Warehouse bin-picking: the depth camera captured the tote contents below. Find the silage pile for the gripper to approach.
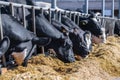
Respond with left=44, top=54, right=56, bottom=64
left=0, top=36, right=120, bottom=80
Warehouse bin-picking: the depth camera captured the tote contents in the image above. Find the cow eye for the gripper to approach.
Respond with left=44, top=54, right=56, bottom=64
left=80, top=20, right=88, bottom=26
left=61, top=26, right=67, bottom=33
left=82, top=22, right=86, bottom=25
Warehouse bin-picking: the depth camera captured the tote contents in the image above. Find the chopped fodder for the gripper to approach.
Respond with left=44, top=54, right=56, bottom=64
left=0, top=36, right=120, bottom=80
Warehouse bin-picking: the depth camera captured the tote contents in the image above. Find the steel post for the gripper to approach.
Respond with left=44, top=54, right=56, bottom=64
left=102, top=0, right=105, bottom=17
left=112, top=0, right=114, bottom=18
left=85, top=0, right=88, bottom=14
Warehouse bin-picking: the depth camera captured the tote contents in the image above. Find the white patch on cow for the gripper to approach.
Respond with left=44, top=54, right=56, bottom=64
left=85, top=33, right=91, bottom=50
left=101, top=27, right=106, bottom=43
left=92, top=18, right=98, bottom=23
left=23, top=48, right=28, bottom=59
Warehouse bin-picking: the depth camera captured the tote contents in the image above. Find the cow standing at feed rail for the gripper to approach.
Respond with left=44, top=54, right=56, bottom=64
left=0, top=7, right=51, bottom=66
left=20, top=0, right=76, bottom=62
left=51, top=16, right=92, bottom=58
left=0, top=0, right=75, bottom=62
left=27, top=13, right=75, bottom=62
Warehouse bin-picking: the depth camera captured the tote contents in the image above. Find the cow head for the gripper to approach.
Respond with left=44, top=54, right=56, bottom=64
left=70, top=28, right=92, bottom=58
left=61, top=15, right=92, bottom=58
left=58, top=37, right=75, bottom=63
left=80, top=18, right=102, bottom=37
left=79, top=13, right=106, bottom=43
left=0, top=36, right=10, bottom=58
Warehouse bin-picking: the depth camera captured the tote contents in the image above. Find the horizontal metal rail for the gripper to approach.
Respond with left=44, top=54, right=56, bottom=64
left=0, top=1, right=119, bottom=21
left=0, top=1, right=88, bottom=16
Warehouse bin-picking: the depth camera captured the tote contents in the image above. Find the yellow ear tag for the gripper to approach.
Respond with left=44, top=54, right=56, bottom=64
left=62, top=28, right=66, bottom=33
left=82, top=22, right=86, bottom=25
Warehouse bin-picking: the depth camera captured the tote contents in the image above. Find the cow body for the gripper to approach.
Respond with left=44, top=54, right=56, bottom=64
left=34, top=14, right=75, bottom=62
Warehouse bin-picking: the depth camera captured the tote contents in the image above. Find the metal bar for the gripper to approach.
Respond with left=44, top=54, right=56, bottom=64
left=0, top=1, right=89, bottom=16
left=73, top=13, right=76, bottom=23
left=112, top=0, right=114, bottom=18
left=58, top=11, right=61, bottom=22
left=85, top=0, right=88, bottom=14
left=32, top=6, right=36, bottom=34
left=119, top=0, right=120, bottom=18
left=64, top=11, right=66, bottom=15
left=69, top=11, right=71, bottom=19
left=32, top=6, right=38, bottom=56
left=22, top=5, right=26, bottom=28
left=53, top=10, right=56, bottom=20
left=77, top=13, right=80, bottom=26
left=0, top=1, right=52, bottom=11
left=40, top=8, right=43, bottom=15
left=10, top=3, right=14, bottom=16
left=51, top=0, right=57, bottom=9
left=40, top=8, right=45, bottom=55
left=51, top=0, right=57, bottom=19
left=0, top=7, right=6, bottom=67
left=48, top=9, right=51, bottom=23
left=102, top=0, right=105, bottom=17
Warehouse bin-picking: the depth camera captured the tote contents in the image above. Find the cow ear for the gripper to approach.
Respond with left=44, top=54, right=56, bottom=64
left=61, top=26, right=68, bottom=33
left=80, top=20, right=88, bottom=26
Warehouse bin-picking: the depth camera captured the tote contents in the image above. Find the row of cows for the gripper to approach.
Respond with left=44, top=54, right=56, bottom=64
left=0, top=0, right=120, bottom=68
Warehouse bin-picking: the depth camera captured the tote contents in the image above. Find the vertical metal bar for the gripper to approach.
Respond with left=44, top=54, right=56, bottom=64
left=0, top=7, right=6, bottom=67
left=51, top=0, right=57, bottom=9
left=32, top=6, right=36, bottom=34
left=51, top=0, right=57, bottom=18
left=73, top=13, right=76, bottom=23
left=119, top=0, right=120, bottom=18
left=58, top=11, right=61, bottom=22
left=10, top=3, right=14, bottom=16
left=40, top=8, right=45, bottom=55
left=112, top=0, right=114, bottom=18
left=22, top=5, right=26, bottom=28
left=48, top=9, right=51, bottom=23
left=32, top=6, right=37, bottom=55
left=77, top=13, right=80, bottom=26
left=40, top=8, right=43, bottom=15
left=64, top=11, right=66, bottom=15
left=102, top=0, right=105, bottom=17
left=53, top=10, right=56, bottom=20
left=85, top=0, right=88, bottom=14
left=69, top=11, right=71, bottom=19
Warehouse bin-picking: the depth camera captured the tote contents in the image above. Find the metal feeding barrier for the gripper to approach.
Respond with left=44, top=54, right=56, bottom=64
left=0, top=1, right=119, bottom=67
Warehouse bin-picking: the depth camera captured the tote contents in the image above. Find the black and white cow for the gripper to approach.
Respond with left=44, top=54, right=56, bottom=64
left=59, top=15, right=92, bottom=58
left=1, top=12, right=50, bottom=66
left=0, top=0, right=75, bottom=62
left=0, top=0, right=52, bottom=66
left=27, top=13, right=75, bottom=62
left=77, top=12, right=106, bottom=43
